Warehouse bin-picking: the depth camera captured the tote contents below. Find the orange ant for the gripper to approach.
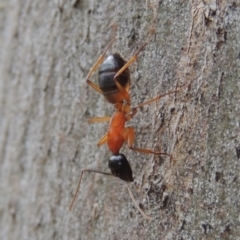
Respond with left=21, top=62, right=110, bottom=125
left=69, top=35, right=186, bottom=217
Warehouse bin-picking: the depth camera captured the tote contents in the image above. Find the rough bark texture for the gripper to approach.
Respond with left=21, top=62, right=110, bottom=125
left=0, top=0, right=239, bottom=239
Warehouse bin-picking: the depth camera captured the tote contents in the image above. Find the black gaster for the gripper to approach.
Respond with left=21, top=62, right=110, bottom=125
left=108, top=153, right=134, bottom=182
left=98, top=53, right=130, bottom=104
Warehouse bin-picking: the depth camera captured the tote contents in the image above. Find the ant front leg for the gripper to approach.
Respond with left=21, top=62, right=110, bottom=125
left=86, top=38, right=115, bottom=94
left=122, top=127, right=172, bottom=158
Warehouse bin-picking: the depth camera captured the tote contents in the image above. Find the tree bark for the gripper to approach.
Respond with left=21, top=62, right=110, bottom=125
left=0, top=0, right=239, bottom=239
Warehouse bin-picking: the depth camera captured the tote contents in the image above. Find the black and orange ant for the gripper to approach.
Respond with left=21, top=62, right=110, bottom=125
left=69, top=34, right=186, bottom=217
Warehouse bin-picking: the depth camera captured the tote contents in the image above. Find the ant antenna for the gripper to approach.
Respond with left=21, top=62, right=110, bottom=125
left=69, top=170, right=152, bottom=220
left=125, top=183, right=152, bottom=221
left=69, top=169, right=112, bottom=211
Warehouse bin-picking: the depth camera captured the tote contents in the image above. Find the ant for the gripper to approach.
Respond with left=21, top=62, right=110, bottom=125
left=69, top=33, right=186, bottom=217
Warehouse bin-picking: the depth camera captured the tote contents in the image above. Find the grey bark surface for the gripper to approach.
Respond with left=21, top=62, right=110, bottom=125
left=0, top=0, right=239, bottom=239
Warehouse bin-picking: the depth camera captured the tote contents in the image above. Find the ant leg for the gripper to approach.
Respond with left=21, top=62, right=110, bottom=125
left=86, top=38, right=115, bottom=94
left=114, top=41, right=149, bottom=79
left=133, top=82, right=189, bottom=109
left=113, top=42, right=149, bottom=104
left=114, top=102, right=131, bottom=114
left=113, top=23, right=156, bottom=81
left=122, top=127, right=135, bottom=147
left=113, top=32, right=155, bottom=104
left=125, top=184, right=152, bottom=220
left=69, top=169, right=112, bottom=211
left=122, top=127, right=172, bottom=158
left=97, top=133, right=108, bottom=147
left=130, top=146, right=172, bottom=158
left=69, top=169, right=151, bottom=220
left=88, top=116, right=111, bottom=123
left=125, top=108, right=137, bottom=121
left=114, top=80, right=131, bottom=103
left=87, top=118, right=109, bottom=146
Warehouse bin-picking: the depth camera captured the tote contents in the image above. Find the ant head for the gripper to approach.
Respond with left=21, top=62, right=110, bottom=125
left=108, top=153, right=134, bottom=182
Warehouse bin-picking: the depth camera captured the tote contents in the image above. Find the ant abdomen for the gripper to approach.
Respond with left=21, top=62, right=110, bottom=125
left=98, top=54, right=130, bottom=104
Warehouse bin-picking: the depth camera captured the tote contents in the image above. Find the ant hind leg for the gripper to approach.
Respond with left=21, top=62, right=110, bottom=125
left=86, top=38, right=115, bottom=94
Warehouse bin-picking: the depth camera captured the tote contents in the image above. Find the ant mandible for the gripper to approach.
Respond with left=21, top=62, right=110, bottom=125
left=69, top=33, right=185, bottom=212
